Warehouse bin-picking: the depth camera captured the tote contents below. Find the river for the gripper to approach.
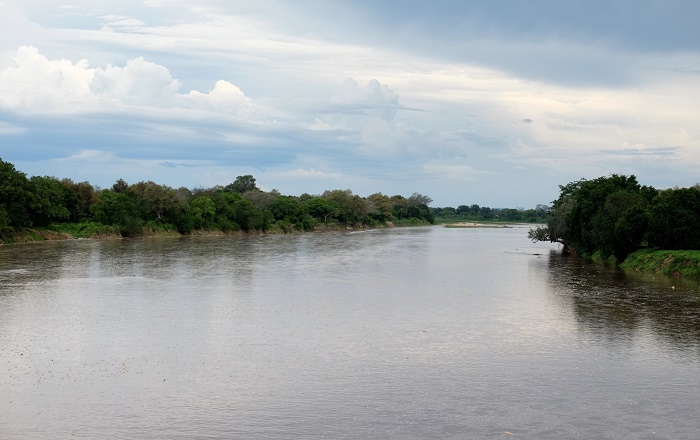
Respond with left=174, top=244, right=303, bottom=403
left=1, top=226, right=699, bottom=439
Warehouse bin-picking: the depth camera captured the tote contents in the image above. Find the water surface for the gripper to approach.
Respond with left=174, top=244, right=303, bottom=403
left=1, top=226, right=699, bottom=439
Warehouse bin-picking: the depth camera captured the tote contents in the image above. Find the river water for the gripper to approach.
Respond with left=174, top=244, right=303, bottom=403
left=1, top=226, right=699, bottom=439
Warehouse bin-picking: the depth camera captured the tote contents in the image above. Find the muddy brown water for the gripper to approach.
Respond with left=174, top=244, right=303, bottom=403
left=1, top=226, right=699, bottom=439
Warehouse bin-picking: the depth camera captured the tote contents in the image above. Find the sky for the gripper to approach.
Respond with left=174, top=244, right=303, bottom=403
left=1, top=0, right=699, bottom=208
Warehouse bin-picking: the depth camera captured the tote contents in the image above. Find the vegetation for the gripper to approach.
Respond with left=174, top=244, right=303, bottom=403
left=620, top=249, right=700, bottom=279
left=432, top=204, right=549, bottom=224
left=0, top=158, right=438, bottom=242
left=529, top=174, right=700, bottom=276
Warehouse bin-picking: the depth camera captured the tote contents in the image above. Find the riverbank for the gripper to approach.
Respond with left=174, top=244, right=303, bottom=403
left=0, top=221, right=406, bottom=245
left=621, top=249, right=700, bottom=280
left=443, top=222, right=510, bottom=228
left=0, top=228, right=77, bottom=243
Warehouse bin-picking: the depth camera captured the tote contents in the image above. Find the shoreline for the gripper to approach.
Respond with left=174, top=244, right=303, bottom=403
left=620, top=249, right=700, bottom=280
left=0, top=222, right=406, bottom=246
left=443, top=222, right=511, bottom=228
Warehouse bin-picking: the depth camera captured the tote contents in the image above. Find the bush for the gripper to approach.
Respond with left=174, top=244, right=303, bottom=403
left=120, top=217, right=143, bottom=237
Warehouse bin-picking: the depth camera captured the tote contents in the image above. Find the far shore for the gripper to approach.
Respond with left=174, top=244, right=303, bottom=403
left=443, top=222, right=511, bottom=228
left=0, top=221, right=409, bottom=245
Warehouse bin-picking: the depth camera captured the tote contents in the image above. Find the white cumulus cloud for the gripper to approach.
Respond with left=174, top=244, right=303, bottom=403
left=0, top=46, right=265, bottom=119
left=90, top=56, right=181, bottom=106
left=0, top=46, right=94, bottom=112
left=183, top=80, right=257, bottom=118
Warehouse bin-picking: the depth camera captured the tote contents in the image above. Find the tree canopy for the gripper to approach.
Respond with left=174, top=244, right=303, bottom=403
left=529, top=174, right=700, bottom=260
left=0, top=158, right=437, bottom=239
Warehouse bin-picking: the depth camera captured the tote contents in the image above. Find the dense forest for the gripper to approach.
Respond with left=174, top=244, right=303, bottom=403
left=0, top=158, right=440, bottom=239
left=0, top=158, right=551, bottom=241
left=4, top=158, right=699, bottom=265
left=432, top=204, right=549, bottom=223
left=529, top=174, right=700, bottom=262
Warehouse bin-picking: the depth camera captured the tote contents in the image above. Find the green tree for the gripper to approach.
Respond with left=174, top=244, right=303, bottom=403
left=613, top=205, right=649, bottom=260
left=303, top=197, right=339, bottom=223
left=408, top=192, right=432, bottom=206
left=366, top=193, right=394, bottom=222
left=61, top=179, right=98, bottom=222
left=530, top=175, right=653, bottom=260
left=235, top=198, right=264, bottom=231
left=209, top=191, right=238, bottom=230
left=190, top=196, right=216, bottom=229
left=268, top=196, right=304, bottom=223
left=112, top=178, right=129, bottom=193
left=0, top=158, right=33, bottom=227
left=226, top=175, right=258, bottom=194
left=130, top=181, right=183, bottom=224
left=242, top=189, right=278, bottom=210
left=323, top=189, right=368, bottom=224
left=591, top=190, right=647, bottom=260
left=567, top=175, right=642, bottom=256
left=91, top=190, right=143, bottom=236
left=409, top=204, right=435, bottom=223
left=0, top=206, right=10, bottom=234
left=29, top=176, right=72, bottom=226
left=646, top=187, right=700, bottom=250
left=529, top=194, right=576, bottom=250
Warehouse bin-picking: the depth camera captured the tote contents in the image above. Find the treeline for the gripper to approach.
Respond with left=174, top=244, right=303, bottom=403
left=432, top=204, right=549, bottom=223
left=0, top=158, right=436, bottom=239
left=529, top=174, right=700, bottom=261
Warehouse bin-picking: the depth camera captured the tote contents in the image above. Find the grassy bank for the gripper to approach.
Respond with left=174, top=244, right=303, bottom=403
left=0, top=220, right=403, bottom=244
left=50, top=221, right=122, bottom=239
left=621, top=249, right=700, bottom=279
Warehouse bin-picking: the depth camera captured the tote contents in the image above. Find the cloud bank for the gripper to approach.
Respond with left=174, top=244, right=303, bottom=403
left=1, top=1, right=699, bottom=207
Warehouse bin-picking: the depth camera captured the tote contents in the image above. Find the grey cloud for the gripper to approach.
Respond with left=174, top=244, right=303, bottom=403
left=158, top=162, right=196, bottom=168
left=454, top=130, right=509, bottom=150
left=330, top=78, right=400, bottom=121
left=312, top=1, right=700, bottom=87
left=346, top=0, right=700, bottom=53
left=600, top=147, right=681, bottom=157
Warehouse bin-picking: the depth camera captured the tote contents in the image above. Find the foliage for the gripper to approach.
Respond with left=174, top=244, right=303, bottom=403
left=61, top=179, right=98, bottom=221
left=391, top=194, right=434, bottom=224
left=190, top=196, right=217, bottom=229
left=303, top=197, right=339, bottom=223
left=365, top=193, right=394, bottom=222
left=0, top=206, right=10, bottom=234
left=268, top=196, right=304, bottom=223
left=529, top=174, right=700, bottom=264
left=408, top=192, right=432, bottom=206
left=242, top=189, right=278, bottom=210
left=226, top=175, right=258, bottom=194
left=393, top=217, right=433, bottom=227
left=0, top=158, right=34, bottom=227
left=90, top=189, right=143, bottom=237
left=322, top=189, right=368, bottom=224
left=620, top=248, right=700, bottom=279
left=646, top=187, right=700, bottom=250
left=235, top=198, right=264, bottom=231
left=1, top=158, right=443, bottom=242
left=29, top=176, right=73, bottom=226
left=438, top=204, right=548, bottom=225
left=50, top=221, right=121, bottom=238
left=528, top=175, right=651, bottom=260
left=130, top=181, right=183, bottom=224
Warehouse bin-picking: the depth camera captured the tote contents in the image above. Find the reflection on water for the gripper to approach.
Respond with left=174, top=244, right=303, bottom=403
left=547, top=251, right=700, bottom=355
left=1, top=227, right=699, bottom=439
